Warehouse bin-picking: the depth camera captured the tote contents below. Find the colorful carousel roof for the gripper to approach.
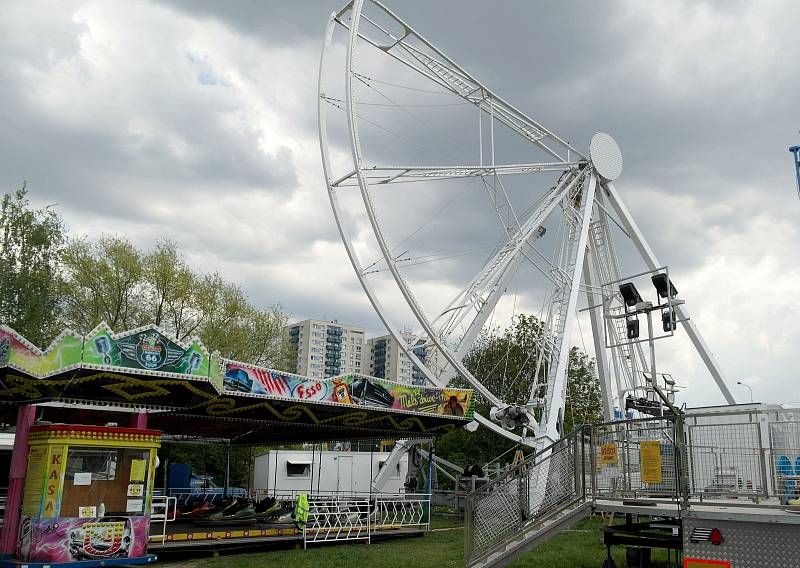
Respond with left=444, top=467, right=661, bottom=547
left=0, top=323, right=474, bottom=442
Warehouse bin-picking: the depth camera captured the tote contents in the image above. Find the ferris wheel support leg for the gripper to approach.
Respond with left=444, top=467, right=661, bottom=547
left=583, top=252, right=616, bottom=421
left=602, top=181, right=736, bottom=405
left=538, top=173, right=598, bottom=445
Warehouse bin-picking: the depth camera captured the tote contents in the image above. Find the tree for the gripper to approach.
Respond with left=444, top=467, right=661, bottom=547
left=461, top=314, right=547, bottom=409
left=0, top=185, right=65, bottom=346
left=61, top=236, right=145, bottom=331
left=60, top=236, right=291, bottom=370
left=437, top=314, right=602, bottom=473
left=564, top=347, right=602, bottom=432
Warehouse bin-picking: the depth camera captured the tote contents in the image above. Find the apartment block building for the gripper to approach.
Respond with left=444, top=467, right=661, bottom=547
left=365, top=331, right=433, bottom=386
left=285, top=319, right=366, bottom=380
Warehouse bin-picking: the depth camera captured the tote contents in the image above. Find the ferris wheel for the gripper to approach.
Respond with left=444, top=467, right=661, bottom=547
left=318, top=0, right=735, bottom=449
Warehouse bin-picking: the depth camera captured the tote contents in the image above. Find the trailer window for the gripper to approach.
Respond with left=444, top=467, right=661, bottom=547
left=378, top=460, right=401, bottom=479
left=286, top=461, right=311, bottom=478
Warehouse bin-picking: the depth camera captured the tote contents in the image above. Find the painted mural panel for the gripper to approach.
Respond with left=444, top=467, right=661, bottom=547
left=0, top=328, right=83, bottom=377
left=0, top=324, right=474, bottom=421
left=84, top=327, right=211, bottom=377
left=223, top=363, right=473, bottom=419
left=18, top=516, right=150, bottom=563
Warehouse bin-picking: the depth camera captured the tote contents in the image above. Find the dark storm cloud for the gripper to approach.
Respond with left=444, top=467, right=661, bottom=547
left=1, top=0, right=798, bottom=406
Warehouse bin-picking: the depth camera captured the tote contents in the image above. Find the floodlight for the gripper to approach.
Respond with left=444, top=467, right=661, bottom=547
left=619, top=282, right=643, bottom=307
left=662, top=308, right=676, bottom=332
left=651, top=273, right=678, bottom=299
left=626, top=316, right=640, bottom=339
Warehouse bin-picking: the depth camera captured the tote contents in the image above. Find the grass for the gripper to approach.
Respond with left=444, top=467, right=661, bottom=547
left=159, top=516, right=676, bottom=568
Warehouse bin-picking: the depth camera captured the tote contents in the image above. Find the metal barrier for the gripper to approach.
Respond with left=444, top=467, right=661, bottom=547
left=687, top=421, right=766, bottom=499
left=769, top=420, right=800, bottom=502
left=592, top=417, right=680, bottom=499
left=464, top=429, right=585, bottom=565
left=304, top=495, right=371, bottom=546
left=150, top=495, right=178, bottom=543
left=465, top=408, right=800, bottom=567
left=373, top=493, right=430, bottom=530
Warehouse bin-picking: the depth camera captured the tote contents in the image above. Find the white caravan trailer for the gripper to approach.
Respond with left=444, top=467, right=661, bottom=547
left=253, top=449, right=411, bottom=495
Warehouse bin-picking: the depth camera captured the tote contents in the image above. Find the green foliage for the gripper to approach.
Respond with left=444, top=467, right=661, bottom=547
left=60, top=236, right=291, bottom=369
left=461, top=314, right=547, bottom=410
left=438, top=314, right=601, bottom=473
left=564, top=346, right=602, bottom=432
left=61, top=236, right=144, bottom=331
left=0, top=185, right=65, bottom=345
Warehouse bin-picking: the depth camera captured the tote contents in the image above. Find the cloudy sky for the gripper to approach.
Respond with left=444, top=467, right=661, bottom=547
left=1, top=0, right=798, bottom=409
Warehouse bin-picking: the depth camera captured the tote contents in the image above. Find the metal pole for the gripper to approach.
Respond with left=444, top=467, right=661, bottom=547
left=603, top=181, right=736, bottom=404
left=647, top=310, right=657, bottom=398
left=223, top=444, right=230, bottom=499
left=464, top=493, right=474, bottom=564
left=0, top=404, right=36, bottom=555
left=737, top=381, right=754, bottom=403
left=425, top=441, right=434, bottom=523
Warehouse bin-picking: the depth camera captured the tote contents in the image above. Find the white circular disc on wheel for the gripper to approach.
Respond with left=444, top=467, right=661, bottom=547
left=589, top=132, right=623, bottom=182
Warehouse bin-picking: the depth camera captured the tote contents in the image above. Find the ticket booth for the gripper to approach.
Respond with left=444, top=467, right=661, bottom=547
left=14, top=425, right=160, bottom=566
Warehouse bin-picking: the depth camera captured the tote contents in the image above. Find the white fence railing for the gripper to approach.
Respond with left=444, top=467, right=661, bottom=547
left=149, top=491, right=430, bottom=546
left=149, top=495, right=177, bottom=542
left=304, top=497, right=371, bottom=547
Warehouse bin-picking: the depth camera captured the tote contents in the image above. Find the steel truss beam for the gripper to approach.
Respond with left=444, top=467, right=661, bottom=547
left=332, top=0, right=584, bottom=163
left=602, top=182, right=736, bottom=405
left=329, top=162, right=581, bottom=187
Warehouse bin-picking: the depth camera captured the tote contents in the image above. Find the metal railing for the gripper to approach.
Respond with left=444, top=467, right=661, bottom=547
left=464, top=429, right=585, bottom=565
left=304, top=493, right=431, bottom=546
left=592, top=417, right=682, bottom=500
left=769, top=420, right=800, bottom=502
left=149, top=495, right=178, bottom=543
left=304, top=496, right=371, bottom=546
left=149, top=490, right=429, bottom=546
left=373, top=493, right=430, bottom=530
left=465, top=408, right=800, bottom=567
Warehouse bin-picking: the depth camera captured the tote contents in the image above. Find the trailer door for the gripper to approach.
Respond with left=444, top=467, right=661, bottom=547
left=337, top=455, right=353, bottom=493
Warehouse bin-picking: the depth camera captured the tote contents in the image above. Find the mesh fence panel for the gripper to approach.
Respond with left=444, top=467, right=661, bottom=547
left=467, top=431, right=582, bottom=563
left=688, top=422, right=765, bottom=497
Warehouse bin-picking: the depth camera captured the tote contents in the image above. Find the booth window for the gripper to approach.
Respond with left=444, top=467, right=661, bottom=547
left=286, top=460, right=311, bottom=478
left=60, top=446, right=150, bottom=518
left=66, top=448, right=118, bottom=481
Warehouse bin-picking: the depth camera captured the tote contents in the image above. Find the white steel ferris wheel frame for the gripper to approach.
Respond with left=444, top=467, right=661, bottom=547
left=318, top=0, right=735, bottom=448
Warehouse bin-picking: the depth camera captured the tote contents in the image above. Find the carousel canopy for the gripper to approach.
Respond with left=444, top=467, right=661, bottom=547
left=0, top=323, right=473, bottom=442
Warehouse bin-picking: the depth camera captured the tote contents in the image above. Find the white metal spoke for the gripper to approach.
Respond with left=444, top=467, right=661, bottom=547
left=329, top=162, right=581, bottom=187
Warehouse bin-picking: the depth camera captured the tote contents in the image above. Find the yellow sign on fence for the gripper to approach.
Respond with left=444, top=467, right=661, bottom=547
left=639, top=440, right=662, bottom=484
left=599, top=443, right=618, bottom=467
